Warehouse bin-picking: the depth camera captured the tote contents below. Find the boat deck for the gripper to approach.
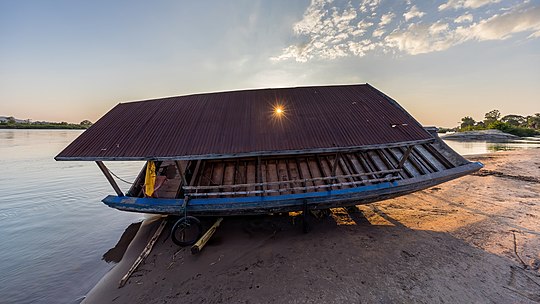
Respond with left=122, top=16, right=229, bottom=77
left=127, top=136, right=469, bottom=200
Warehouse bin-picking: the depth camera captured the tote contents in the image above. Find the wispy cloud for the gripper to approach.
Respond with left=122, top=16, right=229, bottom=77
left=404, top=5, right=425, bottom=21
left=438, top=0, right=501, bottom=11
left=272, top=0, right=540, bottom=62
left=454, top=13, right=473, bottom=23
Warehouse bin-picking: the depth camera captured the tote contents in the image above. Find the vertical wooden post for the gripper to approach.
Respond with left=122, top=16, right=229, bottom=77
left=175, top=160, right=188, bottom=187
left=96, top=161, right=124, bottom=196
left=398, top=146, right=414, bottom=169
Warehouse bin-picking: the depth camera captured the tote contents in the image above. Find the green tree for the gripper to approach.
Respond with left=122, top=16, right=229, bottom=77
left=501, top=114, right=526, bottom=127
left=80, top=120, right=93, bottom=126
left=484, top=109, right=501, bottom=126
left=7, top=116, right=16, bottom=124
left=527, top=113, right=540, bottom=129
left=460, top=116, right=475, bottom=129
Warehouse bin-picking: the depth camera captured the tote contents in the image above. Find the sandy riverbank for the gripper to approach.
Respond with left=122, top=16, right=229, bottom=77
left=84, top=149, right=540, bottom=303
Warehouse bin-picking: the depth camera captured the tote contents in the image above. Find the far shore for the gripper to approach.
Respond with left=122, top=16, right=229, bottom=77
left=0, top=124, right=88, bottom=130
left=83, top=148, right=540, bottom=303
left=440, top=129, right=539, bottom=141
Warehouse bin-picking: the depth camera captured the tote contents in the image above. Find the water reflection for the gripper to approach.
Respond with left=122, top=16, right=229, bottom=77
left=443, top=138, right=540, bottom=155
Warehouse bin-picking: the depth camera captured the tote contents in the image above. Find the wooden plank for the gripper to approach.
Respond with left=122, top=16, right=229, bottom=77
left=246, top=161, right=256, bottom=194
left=331, top=152, right=340, bottom=176
left=356, top=153, right=376, bottom=181
left=294, top=157, right=308, bottom=193
left=412, top=147, right=438, bottom=173
left=189, top=160, right=203, bottom=186
left=316, top=155, right=334, bottom=190
left=375, top=149, right=395, bottom=171
left=415, top=145, right=446, bottom=172
left=423, top=144, right=454, bottom=169
left=119, top=217, right=167, bottom=288
left=96, top=161, right=124, bottom=196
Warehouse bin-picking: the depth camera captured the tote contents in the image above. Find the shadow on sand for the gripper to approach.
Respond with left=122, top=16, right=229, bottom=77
left=87, top=208, right=540, bottom=303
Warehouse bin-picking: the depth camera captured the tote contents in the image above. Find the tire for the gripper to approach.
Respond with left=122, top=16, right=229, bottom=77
left=171, top=216, right=203, bottom=246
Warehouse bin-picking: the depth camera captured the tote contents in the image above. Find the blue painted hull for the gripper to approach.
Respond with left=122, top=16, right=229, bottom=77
left=102, top=162, right=483, bottom=216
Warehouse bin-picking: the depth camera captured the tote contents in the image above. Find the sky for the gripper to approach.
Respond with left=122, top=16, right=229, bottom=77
left=1, top=0, right=539, bottom=127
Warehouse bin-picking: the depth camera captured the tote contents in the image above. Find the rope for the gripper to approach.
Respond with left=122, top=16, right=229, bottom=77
left=108, top=169, right=134, bottom=185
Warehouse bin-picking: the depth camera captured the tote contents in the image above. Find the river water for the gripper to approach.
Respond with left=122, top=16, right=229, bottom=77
left=0, top=130, right=539, bottom=303
left=0, top=130, right=144, bottom=303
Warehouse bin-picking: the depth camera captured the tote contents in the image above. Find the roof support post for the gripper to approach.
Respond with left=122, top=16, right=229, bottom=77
left=96, top=161, right=124, bottom=196
left=175, top=160, right=188, bottom=187
left=398, top=146, right=414, bottom=169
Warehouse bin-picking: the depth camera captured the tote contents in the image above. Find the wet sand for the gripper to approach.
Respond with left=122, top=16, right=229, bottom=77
left=84, top=149, right=540, bottom=303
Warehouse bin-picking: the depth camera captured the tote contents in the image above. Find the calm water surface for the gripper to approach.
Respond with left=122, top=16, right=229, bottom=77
left=444, top=137, right=540, bottom=155
left=1, top=130, right=539, bottom=303
left=0, top=130, right=144, bottom=303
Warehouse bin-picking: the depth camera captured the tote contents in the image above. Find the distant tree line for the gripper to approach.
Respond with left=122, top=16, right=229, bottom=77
left=0, top=116, right=93, bottom=129
left=456, top=110, right=540, bottom=137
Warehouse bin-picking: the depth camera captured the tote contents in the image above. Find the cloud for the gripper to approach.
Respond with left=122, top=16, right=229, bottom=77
left=385, top=22, right=458, bottom=55
left=404, top=5, right=425, bottom=21
left=438, top=0, right=501, bottom=11
left=455, top=13, right=473, bottom=23
left=379, top=12, right=395, bottom=26
left=458, top=6, right=540, bottom=41
left=272, top=1, right=540, bottom=62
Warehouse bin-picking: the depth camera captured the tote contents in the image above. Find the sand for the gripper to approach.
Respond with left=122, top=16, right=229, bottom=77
left=84, top=149, right=540, bottom=303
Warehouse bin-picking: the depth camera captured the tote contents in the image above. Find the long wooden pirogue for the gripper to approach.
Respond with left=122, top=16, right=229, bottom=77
left=56, top=84, right=482, bottom=244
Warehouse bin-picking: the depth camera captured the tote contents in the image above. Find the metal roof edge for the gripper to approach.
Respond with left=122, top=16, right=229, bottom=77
left=117, top=83, right=370, bottom=105
left=54, top=138, right=434, bottom=162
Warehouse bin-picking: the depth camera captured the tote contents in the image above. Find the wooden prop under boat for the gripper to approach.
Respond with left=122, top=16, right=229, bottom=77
left=101, top=129, right=482, bottom=216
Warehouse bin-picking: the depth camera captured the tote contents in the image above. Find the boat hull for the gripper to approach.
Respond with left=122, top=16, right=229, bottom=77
left=102, top=161, right=482, bottom=216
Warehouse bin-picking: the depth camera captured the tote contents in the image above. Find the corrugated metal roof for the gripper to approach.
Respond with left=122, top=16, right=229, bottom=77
left=55, top=84, right=432, bottom=161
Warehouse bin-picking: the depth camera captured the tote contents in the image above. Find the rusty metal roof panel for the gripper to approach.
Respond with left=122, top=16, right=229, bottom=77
left=56, top=84, right=432, bottom=161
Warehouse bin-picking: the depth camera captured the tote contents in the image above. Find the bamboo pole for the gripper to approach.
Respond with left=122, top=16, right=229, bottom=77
left=96, top=161, right=124, bottom=196
left=118, top=217, right=167, bottom=288
left=191, top=217, right=223, bottom=254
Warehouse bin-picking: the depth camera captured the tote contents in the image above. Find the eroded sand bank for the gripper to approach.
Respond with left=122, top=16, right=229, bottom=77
left=84, top=149, right=540, bottom=303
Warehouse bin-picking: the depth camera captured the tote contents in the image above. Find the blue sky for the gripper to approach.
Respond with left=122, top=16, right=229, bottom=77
left=1, top=0, right=539, bottom=127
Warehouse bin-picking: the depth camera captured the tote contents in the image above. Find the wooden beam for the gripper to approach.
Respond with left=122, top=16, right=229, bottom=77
left=398, top=146, right=414, bottom=169
left=174, top=160, right=188, bottom=187
left=189, top=160, right=203, bottom=187
left=96, top=161, right=124, bottom=196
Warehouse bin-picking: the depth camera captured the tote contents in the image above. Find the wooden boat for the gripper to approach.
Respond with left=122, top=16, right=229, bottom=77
left=56, top=84, right=482, bottom=242
left=101, top=130, right=481, bottom=216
